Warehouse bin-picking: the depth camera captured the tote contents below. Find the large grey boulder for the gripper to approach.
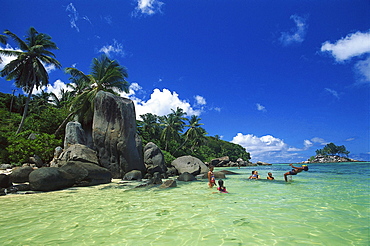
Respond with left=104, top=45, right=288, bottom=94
left=171, top=155, right=208, bottom=176
left=144, top=142, right=167, bottom=173
left=64, top=122, right=86, bottom=150
left=59, top=161, right=112, bottom=186
left=10, top=166, right=34, bottom=183
left=123, top=170, right=142, bottom=181
left=177, top=172, right=196, bottom=182
left=93, top=91, right=145, bottom=178
left=29, top=167, right=75, bottom=191
left=58, top=144, right=99, bottom=165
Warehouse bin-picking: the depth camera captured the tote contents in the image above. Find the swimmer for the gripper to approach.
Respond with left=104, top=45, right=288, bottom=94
left=284, top=164, right=309, bottom=182
left=217, top=179, right=228, bottom=193
left=267, top=172, right=274, bottom=180
left=249, top=170, right=260, bottom=179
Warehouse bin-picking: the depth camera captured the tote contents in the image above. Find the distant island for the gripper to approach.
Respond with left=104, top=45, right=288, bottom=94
left=303, top=142, right=360, bottom=163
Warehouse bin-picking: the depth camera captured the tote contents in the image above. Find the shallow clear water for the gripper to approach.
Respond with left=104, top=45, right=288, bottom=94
left=1, top=162, right=369, bottom=245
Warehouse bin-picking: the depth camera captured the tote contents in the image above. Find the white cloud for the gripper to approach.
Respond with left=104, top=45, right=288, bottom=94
left=0, top=44, right=57, bottom=73
left=194, top=95, right=206, bottom=105
left=231, top=133, right=288, bottom=161
left=280, top=14, right=308, bottom=46
left=325, top=88, right=339, bottom=99
left=65, top=3, right=91, bottom=32
left=121, top=87, right=203, bottom=119
left=321, top=30, right=370, bottom=84
left=321, top=30, right=370, bottom=62
left=354, top=55, right=370, bottom=83
left=99, top=40, right=125, bottom=57
left=345, top=137, right=355, bottom=142
left=33, top=79, right=70, bottom=97
left=133, top=0, right=164, bottom=16
left=231, top=133, right=318, bottom=162
left=256, top=103, right=266, bottom=112
left=310, top=137, right=328, bottom=145
left=66, top=3, right=80, bottom=32
left=0, top=44, right=21, bottom=70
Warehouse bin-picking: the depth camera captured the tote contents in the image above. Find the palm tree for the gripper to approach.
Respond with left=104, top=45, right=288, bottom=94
left=138, top=113, right=161, bottom=140
left=29, top=90, right=51, bottom=114
left=174, top=115, right=207, bottom=155
left=0, top=27, right=61, bottom=134
left=55, top=54, right=130, bottom=135
left=0, top=34, right=7, bottom=63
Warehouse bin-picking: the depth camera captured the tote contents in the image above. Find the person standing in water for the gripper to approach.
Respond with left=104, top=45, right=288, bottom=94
left=208, top=165, right=216, bottom=188
left=284, top=164, right=309, bottom=182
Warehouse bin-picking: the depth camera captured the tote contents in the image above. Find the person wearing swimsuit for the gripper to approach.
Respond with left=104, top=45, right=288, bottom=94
left=284, top=164, right=309, bottom=182
left=217, top=179, right=228, bottom=193
left=208, top=165, right=216, bottom=188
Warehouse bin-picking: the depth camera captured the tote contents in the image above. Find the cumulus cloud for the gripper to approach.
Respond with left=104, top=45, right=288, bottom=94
left=133, top=0, right=164, bottom=16
left=119, top=86, right=204, bottom=119
left=33, top=79, right=71, bottom=97
left=256, top=103, right=266, bottom=112
left=99, top=40, right=125, bottom=57
left=0, top=44, right=57, bottom=73
left=0, top=45, right=20, bottom=70
left=231, top=133, right=288, bottom=160
left=280, top=14, right=308, bottom=46
left=325, top=88, right=340, bottom=99
left=321, top=30, right=370, bottom=62
left=321, top=30, right=370, bottom=84
left=231, top=133, right=319, bottom=162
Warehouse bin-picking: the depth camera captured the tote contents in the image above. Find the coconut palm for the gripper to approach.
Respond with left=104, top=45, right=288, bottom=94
left=138, top=113, right=161, bottom=140
left=174, top=115, right=207, bottom=155
left=55, top=54, right=130, bottom=135
left=0, top=27, right=61, bottom=134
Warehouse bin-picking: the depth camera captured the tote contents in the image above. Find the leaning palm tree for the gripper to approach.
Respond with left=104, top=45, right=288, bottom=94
left=0, top=27, right=61, bottom=134
left=55, top=54, right=130, bottom=135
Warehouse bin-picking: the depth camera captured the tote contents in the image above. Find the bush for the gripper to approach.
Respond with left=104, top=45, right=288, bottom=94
left=162, top=150, right=176, bottom=167
left=6, top=130, right=62, bottom=165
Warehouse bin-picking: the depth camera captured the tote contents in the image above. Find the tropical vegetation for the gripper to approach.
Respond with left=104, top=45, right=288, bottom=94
left=315, top=142, right=350, bottom=157
left=0, top=27, right=250, bottom=166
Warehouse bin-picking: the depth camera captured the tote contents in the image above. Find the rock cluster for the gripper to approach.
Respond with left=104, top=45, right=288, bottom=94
left=1, top=91, right=250, bottom=194
left=209, top=156, right=256, bottom=167
left=303, top=155, right=359, bottom=163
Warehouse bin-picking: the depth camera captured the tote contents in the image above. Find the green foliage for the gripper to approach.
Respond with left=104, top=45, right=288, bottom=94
left=6, top=130, right=62, bottom=165
left=315, top=142, right=350, bottom=157
left=138, top=110, right=251, bottom=163
left=162, top=150, right=176, bottom=166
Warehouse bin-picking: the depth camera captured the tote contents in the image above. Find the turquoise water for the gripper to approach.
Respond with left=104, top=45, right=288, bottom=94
left=0, top=162, right=369, bottom=245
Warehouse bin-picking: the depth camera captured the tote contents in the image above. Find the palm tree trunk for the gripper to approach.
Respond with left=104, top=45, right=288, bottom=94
left=16, top=85, right=33, bottom=134
left=54, top=111, right=75, bottom=136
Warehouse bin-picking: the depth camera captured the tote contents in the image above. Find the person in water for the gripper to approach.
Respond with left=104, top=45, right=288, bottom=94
left=284, top=164, right=309, bottom=182
left=249, top=170, right=260, bottom=179
left=217, top=179, right=228, bottom=193
left=267, top=172, right=274, bottom=180
left=208, top=165, right=216, bottom=188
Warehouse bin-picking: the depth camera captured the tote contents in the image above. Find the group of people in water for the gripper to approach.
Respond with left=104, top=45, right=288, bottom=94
left=208, top=163, right=309, bottom=193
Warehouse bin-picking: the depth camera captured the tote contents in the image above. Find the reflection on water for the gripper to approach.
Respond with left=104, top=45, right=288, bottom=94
left=0, top=162, right=369, bottom=245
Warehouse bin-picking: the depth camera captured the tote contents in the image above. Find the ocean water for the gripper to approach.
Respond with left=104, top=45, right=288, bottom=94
left=0, top=162, right=369, bottom=246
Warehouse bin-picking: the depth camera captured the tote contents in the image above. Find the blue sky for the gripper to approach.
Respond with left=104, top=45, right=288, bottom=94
left=1, top=0, right=369, bottom=163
